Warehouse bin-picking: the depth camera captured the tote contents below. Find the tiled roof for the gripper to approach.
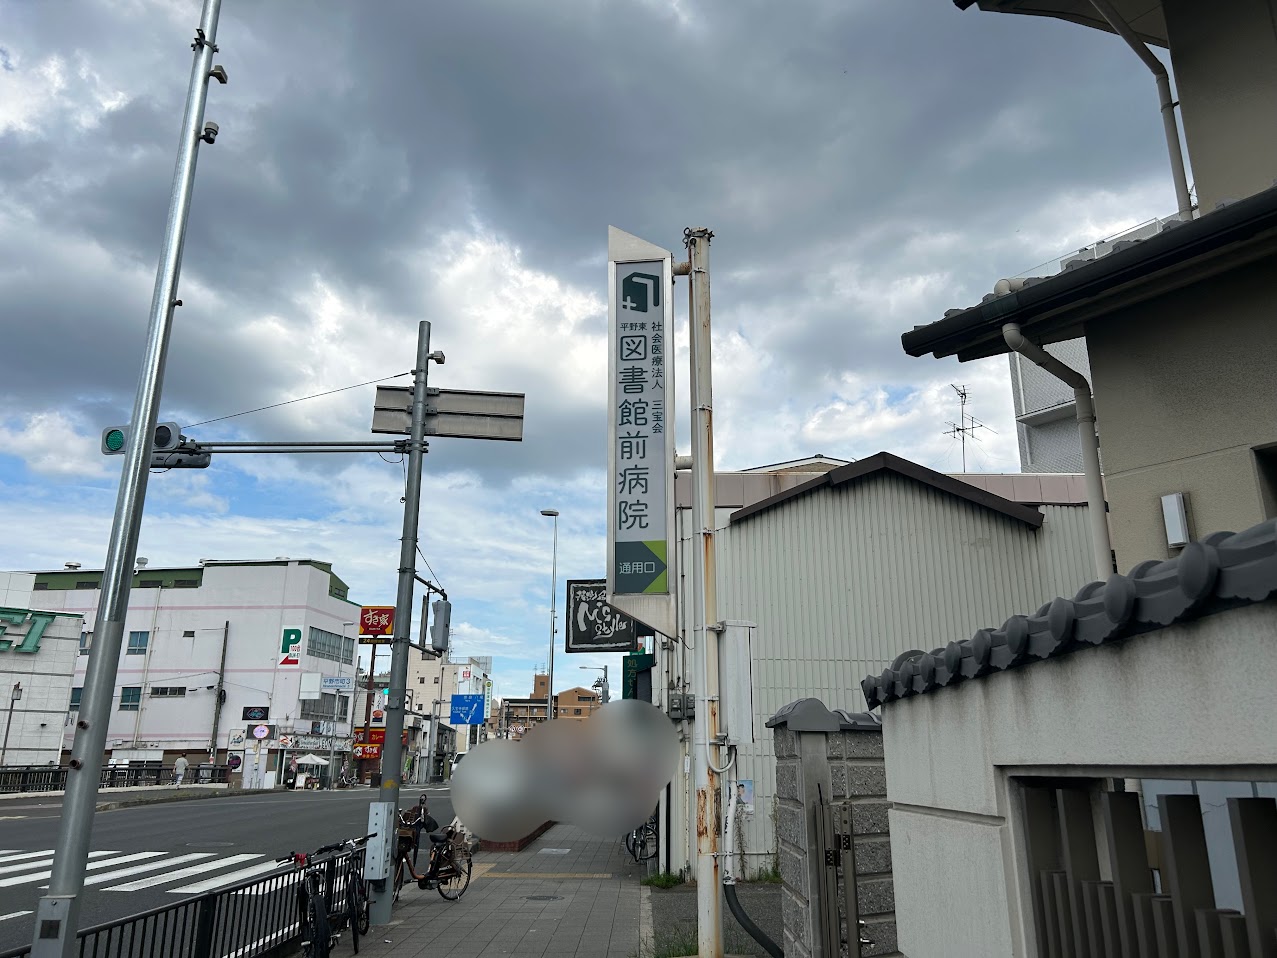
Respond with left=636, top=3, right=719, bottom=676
left=861, top=519, right=1277, bottom=710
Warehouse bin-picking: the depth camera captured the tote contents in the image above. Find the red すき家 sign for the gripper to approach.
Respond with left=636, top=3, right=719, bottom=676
left=359, top=606, right=395, bottom=637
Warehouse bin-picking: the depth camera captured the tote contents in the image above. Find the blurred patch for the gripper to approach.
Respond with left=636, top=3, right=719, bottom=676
left=451, top=699, right=679, bottom=840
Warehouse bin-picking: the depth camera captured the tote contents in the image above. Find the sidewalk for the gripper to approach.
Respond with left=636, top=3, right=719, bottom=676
left=356, top=823, right=647, bottom=958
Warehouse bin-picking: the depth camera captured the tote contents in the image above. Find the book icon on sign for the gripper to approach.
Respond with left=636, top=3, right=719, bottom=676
left=621, top=272, right=660, bottom=313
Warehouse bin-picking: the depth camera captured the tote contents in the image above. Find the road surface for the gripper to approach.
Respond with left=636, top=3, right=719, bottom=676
left=0, top=785, right=452, bottom=955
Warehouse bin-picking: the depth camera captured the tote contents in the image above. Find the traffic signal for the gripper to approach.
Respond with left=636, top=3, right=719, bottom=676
left=100, top=422, right=210, bottom=468
left=429, top=599, right=451, bottom=653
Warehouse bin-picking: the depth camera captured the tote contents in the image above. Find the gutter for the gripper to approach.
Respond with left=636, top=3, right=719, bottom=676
left=901, top=182, right=1277, bottom=360
left=1087, top=0, right=1193, bottom=219
left=1002, top=324, right=1113, bottom=581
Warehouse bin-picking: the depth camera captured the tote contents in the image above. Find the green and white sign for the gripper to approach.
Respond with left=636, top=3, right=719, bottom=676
left=0, top=608, right=57, bottom=654
left=607, top=229, right=675, bottom=597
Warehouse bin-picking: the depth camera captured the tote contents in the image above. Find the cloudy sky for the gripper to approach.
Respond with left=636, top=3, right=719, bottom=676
left=1, top=0, right=1184, bottom=701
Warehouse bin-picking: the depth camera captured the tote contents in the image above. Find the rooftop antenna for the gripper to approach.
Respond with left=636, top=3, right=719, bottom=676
left=943, top=384, right=995, bottom=472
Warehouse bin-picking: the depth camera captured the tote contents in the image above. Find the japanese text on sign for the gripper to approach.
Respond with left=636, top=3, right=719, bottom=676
left=611, top=260, right=670, bottom=594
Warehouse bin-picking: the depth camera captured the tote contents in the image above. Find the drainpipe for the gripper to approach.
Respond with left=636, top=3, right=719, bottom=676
left=1003, top=324, right=1114, bottom=581
left=1087, top=0, right=1194, bottom=219
left=207, top=620, right=229, bottom=761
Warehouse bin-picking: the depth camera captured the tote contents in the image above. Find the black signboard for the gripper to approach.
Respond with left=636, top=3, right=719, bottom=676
left=242, top=706, right=270, bottom=722
left=565, top=579, right=646, bottom=653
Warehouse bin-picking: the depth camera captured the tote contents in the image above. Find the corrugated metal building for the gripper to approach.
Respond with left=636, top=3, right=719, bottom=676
left=655, top=453, right=1096, bottom=878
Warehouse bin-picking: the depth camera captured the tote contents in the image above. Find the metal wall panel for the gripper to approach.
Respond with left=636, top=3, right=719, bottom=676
left=659, top=472, right=1096, bottom=875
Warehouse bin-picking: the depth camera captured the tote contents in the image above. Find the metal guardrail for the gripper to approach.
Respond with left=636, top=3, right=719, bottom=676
left=0, top=846, right=364, bottom=958
left=0, top=765, right=230, bottom=794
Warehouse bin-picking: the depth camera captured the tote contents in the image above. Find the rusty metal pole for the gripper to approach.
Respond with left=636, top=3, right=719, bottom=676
left=685, top=227, right=724, bottom=958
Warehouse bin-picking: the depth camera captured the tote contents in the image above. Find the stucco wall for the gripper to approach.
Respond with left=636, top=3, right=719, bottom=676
left=1164, top=0, right=1277, bottom=213
left=0, top=591, right=81, bottom=766
left=1086, top=257, right=1277, bottom=569
left=881, top=600, right=1277, bottom=956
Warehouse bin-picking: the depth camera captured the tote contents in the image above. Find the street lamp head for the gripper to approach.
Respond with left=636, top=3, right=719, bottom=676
left=540, top=509, right=559, bottom=517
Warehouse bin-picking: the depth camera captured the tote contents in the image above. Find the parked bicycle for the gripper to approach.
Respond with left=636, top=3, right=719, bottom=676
left=625, top=810, right=658, bottom=862
left=392, top=807, right=473, bottom=902
left=276, top=831, right=376, bottom=958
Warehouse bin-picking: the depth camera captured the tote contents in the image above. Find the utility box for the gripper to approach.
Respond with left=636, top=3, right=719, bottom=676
left=668, top=692, right=684, bottom=720
left=718, top=621, right=756, bottom=745
left=364, top=801, right=396, bottom=881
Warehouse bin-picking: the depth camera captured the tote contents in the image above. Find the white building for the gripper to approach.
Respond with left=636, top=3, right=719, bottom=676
left=7, top=558, right=362, bottom=787
left=406, top=652, right=492, bottom=775
left=0, top=572, right=83, bottom=767
left=654, top=453, right=1096, bottom=879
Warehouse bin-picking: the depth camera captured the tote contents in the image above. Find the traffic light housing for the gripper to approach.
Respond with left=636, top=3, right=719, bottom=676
left=429, top=599, right=451, bottom=653
left=100, top=422, right=210, bottom=468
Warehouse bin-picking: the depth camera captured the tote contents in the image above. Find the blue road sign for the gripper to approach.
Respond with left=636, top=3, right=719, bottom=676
left=450, top=694, right=484, bottom=726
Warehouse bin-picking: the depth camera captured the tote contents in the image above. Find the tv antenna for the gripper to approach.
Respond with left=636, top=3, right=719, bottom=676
left=943, top=384, right=995, bottom=472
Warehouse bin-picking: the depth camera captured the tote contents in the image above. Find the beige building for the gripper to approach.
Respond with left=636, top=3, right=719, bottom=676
left=907, top=4, right=1277, bottom=572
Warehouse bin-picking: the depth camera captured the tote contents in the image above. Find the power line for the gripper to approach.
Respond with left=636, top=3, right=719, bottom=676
left=416, top=544, right=444, bottom=592
left=182, top=371, right=411, bottom=429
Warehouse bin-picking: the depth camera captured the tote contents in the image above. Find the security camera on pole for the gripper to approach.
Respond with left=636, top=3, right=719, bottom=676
left=31, top=4, right=228, bottom=953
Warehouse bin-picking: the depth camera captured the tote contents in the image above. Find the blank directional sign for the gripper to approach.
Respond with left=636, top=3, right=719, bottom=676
left=371, top=386, right=524, bottom=441
left=450, top=694, right=484, bottom=726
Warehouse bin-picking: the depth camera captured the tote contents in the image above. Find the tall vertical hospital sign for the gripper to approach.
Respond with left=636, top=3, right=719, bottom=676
left=607, top=227, right=675, bottom=599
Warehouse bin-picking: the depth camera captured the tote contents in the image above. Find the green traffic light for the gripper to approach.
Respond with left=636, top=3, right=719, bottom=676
left=105, top=429, right=126, bottom=452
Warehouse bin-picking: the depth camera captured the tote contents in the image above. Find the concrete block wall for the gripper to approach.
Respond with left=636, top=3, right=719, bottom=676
left=770, top=699, right=901, bottom=958
left=826, top=728, right=898, bottom=956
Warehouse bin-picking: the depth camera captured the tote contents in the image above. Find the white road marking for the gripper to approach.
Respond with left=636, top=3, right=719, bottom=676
left=0, top=850, right=117, bottom=876
left=171, top=859, right=288, bottom=894
left=0, top=850, right=56, bottom=866
left=218, top=922, right=299, bottom=958
left=0, top=852, right=164, bottom=888
left=0, top=911, right=33, bottom=923
left=104, top=853, right=264, bottom=892
left=80, top=852, right=217, bottom=886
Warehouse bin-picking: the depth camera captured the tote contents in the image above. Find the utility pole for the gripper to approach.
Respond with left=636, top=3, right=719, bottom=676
left=369, top=320, right=442, bottom=926
left=32, top=3, right=226, bottom=953
left=685, top=226, right=725, bottom=958
left=207, top=620, right=229, bottom=761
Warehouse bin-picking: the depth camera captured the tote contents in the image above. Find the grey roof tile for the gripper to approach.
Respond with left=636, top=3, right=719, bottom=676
left=861, top=518, right=1277, bottom=710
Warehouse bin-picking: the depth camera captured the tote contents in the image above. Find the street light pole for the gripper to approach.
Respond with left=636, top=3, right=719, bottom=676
left=328, top=621, right=354, bottom=787
left=33, top=5, right=226, bottom=952
left=540, top=509, right=559, bottom=721
left=1, top=682, right=22, bottom=766
left=579, top=665, right=610, bottom=704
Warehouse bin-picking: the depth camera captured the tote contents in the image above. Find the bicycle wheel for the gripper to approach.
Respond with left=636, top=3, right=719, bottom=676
left=355, top=878, right=370, bottom=934
left=304, top=883, right=332, bottom=958
left=624, top=830, right=637, bottom=858
left=636, top=824, right=658, bottom=861
left=393, top=858, right=406, bottom=902
left=437, top=845, right=472, bottom=900
left=346, top=879, right=363, bottom=954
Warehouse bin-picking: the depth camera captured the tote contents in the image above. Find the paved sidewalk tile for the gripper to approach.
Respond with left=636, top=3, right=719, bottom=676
left=348, top=824, right=647, bottom=958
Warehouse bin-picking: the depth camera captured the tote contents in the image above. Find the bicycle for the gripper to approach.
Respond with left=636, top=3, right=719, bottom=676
left=625, top=810, right=658, bottom=862
left=391, top=809, right=473, bottom=902
left=276, top=831, right=376, bottom=958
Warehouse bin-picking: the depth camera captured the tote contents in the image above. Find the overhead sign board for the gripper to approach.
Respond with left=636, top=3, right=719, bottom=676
left=371, top=387, right=525, bottom=442
left=278, top=628, right=302, bottom=668
left=322, top=675, right=355, bottom=691
left=607, top=230, right=674, bottom=596
left=450, top=694, right=484, bottom=726
left=565, top=579, right=643, bottom=653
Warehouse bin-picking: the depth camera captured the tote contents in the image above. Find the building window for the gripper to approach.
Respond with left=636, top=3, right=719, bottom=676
left=300, top=693, right=349, bottom=721
left=34, top=582, right=48, bottom=591
left=174, top=579, right=199, bottom=588
left=150, top=687, right=186, bottom=697
left=119, top=687, right=142, bottom=711
left=307, top=627, right=355, bottom=665
left=573, top=708, right=582, bottom=716
left=76, top=580, right=98, bottom=590
left=127, top=631, right=149, bottom=655
left=577, top=695, right=592, bottom=702
left=433, top=676, right=439, bottom=684
left=80, top=632, right=91, bottom=656
left=419, top=677, right=425, bottom=684
left=136, top=579, right=162, bottom=589
left=183, top=630, right=195, bottom=638
left=70, top=688, right=82, bottom=709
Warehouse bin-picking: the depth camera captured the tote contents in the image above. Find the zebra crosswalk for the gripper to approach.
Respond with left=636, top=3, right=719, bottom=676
left=0, top=847, right=290, bottom=899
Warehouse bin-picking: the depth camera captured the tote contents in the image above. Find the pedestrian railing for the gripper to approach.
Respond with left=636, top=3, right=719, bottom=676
left=0, top=764, right=230, bottom=794
left=0, top=845, right=366, bottom=958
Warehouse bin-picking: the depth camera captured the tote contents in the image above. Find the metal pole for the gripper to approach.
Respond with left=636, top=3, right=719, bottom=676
left=369, top=320, right=434, bottom=926
left=208, top=620, right=229, bottom=761
left=685, top=226, right=724, bottom=958
left=329, top=622, right=352, bottom=786
left=541, top=510, right=559, bottom=719
left=1, top=683, right=20, bottom=765
left=32, top=5, right=223, bottom=953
